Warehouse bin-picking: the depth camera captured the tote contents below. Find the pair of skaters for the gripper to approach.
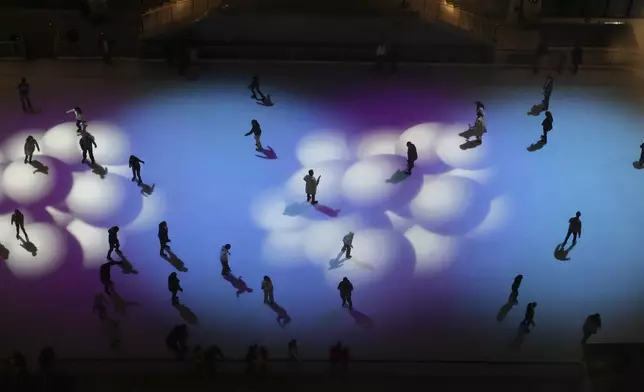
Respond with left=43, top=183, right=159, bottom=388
left=460, top=102, right=488, bottom=144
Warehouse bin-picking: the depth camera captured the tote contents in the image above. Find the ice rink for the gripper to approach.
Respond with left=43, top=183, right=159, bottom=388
left=0, top=60, right=643, bottom=363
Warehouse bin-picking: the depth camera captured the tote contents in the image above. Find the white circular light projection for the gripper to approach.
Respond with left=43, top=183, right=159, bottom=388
left=2, top=160, right=55, bottom=205
left=435, top=125, right=488, bottom=169
left=67, top=219, right=122, bottom=268
left=41, top=123, right=81, bottom=164
left=404, top=225, right=457, bottom=276
left=357, top=131, right=400, bottom=159
left=409, top=174, right=476, bottom=227
left=2, top=222, right=65, bottom=279
left=296, top=132, right=351, bottom=167
left=394, top=123, right=443, bottom=163
left=466, top=195, right=512, bottom=239
left=341, top=154, right=407, bottom=207
left=262, top=231, right=307, bottom=267
left=85, top=122, right=130, bottom=165
left=1, top=130, right=45, bottom=162
left=65, top=172, right=126, bottom=223
left=284, top=160, right=349, bottom=204
left=124, top=189, right=166, bottom=232
left=324, top=228, right=402, bottom=287
left=249, top=188, right=309, bottom=231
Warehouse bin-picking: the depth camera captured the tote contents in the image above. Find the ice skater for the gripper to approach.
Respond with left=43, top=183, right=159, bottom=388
left=510, top=274, right=522, bottom=304
left=261, top=276, right=274, bottom=305
left=18, top=78, right=33, bottom=112
left=541, top=111, right=553, bottom=144
left=128, top=155, right=145, bottom=185
left=258, top=94, right=274, bottom=107
left=636, top=142, right=644, bottom=167
left=166, top=324, right=189, bottom=360
left=248, top=75, right=265, bottom=100
left=522, top=302, right=537, bottom=332
left=244, top=120, right=263, bottom=152
left=168, top=272, right=183, bottom=305
left=542, top=75, right=554, bottom=110
left=303, top=169, right=320, bottom=205
left=11, top=209, right=28, bottom=240
left=158, top=221, right=170, bottom=257
left=79, top=129, right=97, bottom=164
left=107, top=226, right=121, bottom=260
left=404, top=141, right=417, bottom=175
left=338, top=277, right=354, bottom=310
left=99, top=260, right=119, bottom=295
left=66, top=107, right=84, bottom=133
left=220, top=243, right=231, bottom=276
left=24, top=135, right=40, bottom=164
left=341, top=232, right=354, bottom=259
left=581, top=313, right=602, bottom=344
left=562, top=211, right=582, bottom=246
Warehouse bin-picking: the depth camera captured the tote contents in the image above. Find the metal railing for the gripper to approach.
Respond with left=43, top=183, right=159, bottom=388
left=141, top=0, right=222, bottom=36
left=408, top=0, right=499, bottom=43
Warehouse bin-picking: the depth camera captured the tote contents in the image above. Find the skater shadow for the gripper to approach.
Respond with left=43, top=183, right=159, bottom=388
left=349, top=309, right=375, bottom=329
left=110, top=290, right=141, bottom=317
left=223, top=274, right=253, bottom=297
left=328, top=253, right=347, bottom=270
left=174, top=303, right=198, bottom=325
left=139, top=183, right=155, bottom=197
left=527, top=103, right=545, bottom=116
left=163, top=249, right=188, bottom=272
left=0, top=242, right=9, bottom=260
left=385, top=170, right=410, bottom=184
left=29, top=160, right=49, bottom=175
left=315, top=204, right=340, bottom=218
left=283, top=202, right=310, bottom=217
left=256, top=95, right=274, bottom=107
left=527, top=139, right=546, bottom=152
left=114, top=252, right=139, bottom=275
left=460, top=140, right=482, bottom=151
left=269, top=303, right=292, bottom=327
left=88, top=162, right=108, bottom=179
left=554, top=242, right=576, bottom=261
left=496, top=293, right=518, bottom=323
left=19, top=238, right=37, bottom=256
left=633, top=161, right=643, bottom=169
left=510, top=322, right=530, bottom=350
left=255, top=146, right=277, bottom=160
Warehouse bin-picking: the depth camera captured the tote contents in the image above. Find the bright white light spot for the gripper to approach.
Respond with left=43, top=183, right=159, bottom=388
left=0, top=222, right=65, bottom=279
left=67, top=219, right=124, bottom=268
left=296, top=132, right=351, bottom=167
left=302, top=215, right=363, bottom=265
left=2, top=160, right=56, bottom=205
left=448, top=168, right=496, bottom=185
left=81, top=122, right=130, bottom=165
left=357, top=131, right=400, bottom=159
left=249, top=188, right=309, bottom=231
left=262, top=231, right=307, bottom=267
left=405, top=225, right=457, bottom=275
left=284, top=161, right=348, bottom=204
left=1, top=130, right=45, bottom=162
left=383, top=210, right=414, bottom=232
left=341, top=155, right=407, bottom=207
left=324, top=229, right=401, bottom=287
left=466, top=195, right=512, bottom=239
left=395, top=123, right=443, bottom=163
left=410, top=174, right=476, bottom=226
left=124, top=190, right=166, bottom=232
left=435, top=125, right=488, bottom=169
left=45, top=206, right=74, bottom=227
left=65, top=172, right=126, bottom=224
left=41, top=123, right=82, bottom=164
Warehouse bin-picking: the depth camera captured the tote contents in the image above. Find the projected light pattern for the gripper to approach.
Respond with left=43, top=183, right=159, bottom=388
left=1, top=65, right=644, bottom=365
left=0, top=122, right=155, bottom=277
left=250, top=123, right=508, bottom=285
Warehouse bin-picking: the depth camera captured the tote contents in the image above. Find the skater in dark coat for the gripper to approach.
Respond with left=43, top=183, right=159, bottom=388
left=168, top=272, right=183, bottom=305
left=158, top=221, right=170, bottom=257
left=338, top=277, right=354, bottom=310
left=129, top=155, right=145, bottom=185
left=404, top=142, right=417, bottom=175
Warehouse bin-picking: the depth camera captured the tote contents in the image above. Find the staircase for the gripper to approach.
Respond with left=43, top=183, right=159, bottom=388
left=140, top=0, right=223, bottom=39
